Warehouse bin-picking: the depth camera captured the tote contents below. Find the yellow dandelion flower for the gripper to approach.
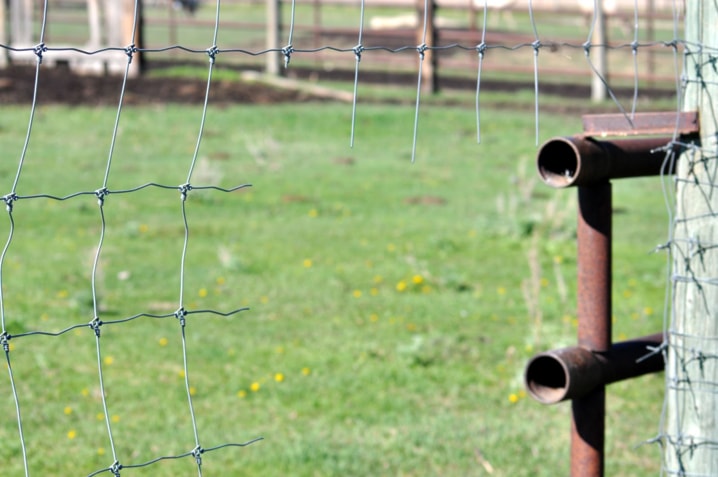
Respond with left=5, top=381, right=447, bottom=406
left=623, top=290, right=633, bottom=298
left=158, top=337, right=168, bottom=347
left=396, top=281, right=407, bottom=292
left=276, top=346, right=285, bottom=354
left=508, top=393, right=519, bottom=404
left=64, top=406, right=72, bottom=415
left=8, top=342, right=15, bottom=352
left=370, top=287, right=379, bottom=296
left=386, top=243, right=396, bottom=252
left=56, top=290, right=69, bottom=299
left=303, top=258, right=313, bottom=268
left=497, top=287, right=507, bottom=296
left=198, top=288, right=208, bottom=298
left=644, top=306, right=654, bottom=316
left=216, top=276, right=226, bottom=285
left=81, top=388, right=89, bottom=397
left=421, top=285, right=432, bottom=294
left=352, top=290, right=362, bottom=298
left=237, top=390, right=247, bottom=398
left=178, top=370, right=186, bottom=378
left=274, top=373, right=285, bottom=383
left=189, top=387, right=197, bottom=396
left=260, top=296, right=269, bottom=304
left=412, top=274, right=424, bottom=285
left=406, top=323, right=417, bottom=332
left=97, top=447, right=105, bottom=456
left=67, top=429, right=77, bottom=440
left=308, top=208, right=318, bottom=218
left=373, top=275, right=383, bottom=284
left=103, top=356, right=114, bottom=366
left=301, top=367, right=311, bottom=376
left=553, top=255, right=563, bottom=264
left=111, top=415, right=120, bottom=423
left=138, top=223, right=149, bottom=234
left=540, top=278, right=549, bottom=287
left=96, top=412, right=104, bottom=421
left=41, top=313, right=49, bottom=321
left=369, top=313, right=379, bottom=322
left=250, top=382, right=260, bottom=392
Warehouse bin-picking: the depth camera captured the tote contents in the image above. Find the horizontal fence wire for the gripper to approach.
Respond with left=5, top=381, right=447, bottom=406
left=0, top=0, right=713, bottom=475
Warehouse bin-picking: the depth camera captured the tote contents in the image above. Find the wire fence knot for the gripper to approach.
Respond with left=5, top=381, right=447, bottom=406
left=206, top=45, right=220, bottom=64
left=3, top=193, right=18, bottom=212
left=352, top=44, right=364, bottom=62
left=191, top=445, right=204, bottom=466
left=89, top=317, right=103, bottom=337
left=175, top=307, right=187, bottom=327
left=95, top=187, right=110, bottom=206
left=178, top=183, right=192, bottom=201
left=282, top=45, right=294, bottom=68
left=476, top=42, right=487, bottom=57
left=416, top=43, right=427, bottom=60
left=109, top=460, right=122, bottom=476
left=33, top=43, right=47, bottom=63
left=0, top=331, right=10, bottom=353
left=124, top=44, right=137, bottom=62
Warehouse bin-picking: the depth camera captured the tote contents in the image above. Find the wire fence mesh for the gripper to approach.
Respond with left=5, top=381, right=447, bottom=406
left=658, top=3, right=718, bottom=473
left=1, top=0, right=716, bottom=475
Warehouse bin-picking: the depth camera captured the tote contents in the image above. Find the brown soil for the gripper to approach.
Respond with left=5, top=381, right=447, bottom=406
left=0, top=64, right=315, bottom=106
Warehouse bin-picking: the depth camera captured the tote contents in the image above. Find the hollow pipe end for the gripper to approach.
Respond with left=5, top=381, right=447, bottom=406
left=536, top=137, right=582, bottom=188
left=525, top=353, right=570, bottom=404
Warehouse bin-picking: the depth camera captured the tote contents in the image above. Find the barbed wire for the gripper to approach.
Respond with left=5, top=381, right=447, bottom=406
left=655, top=8, right=718, bottom=472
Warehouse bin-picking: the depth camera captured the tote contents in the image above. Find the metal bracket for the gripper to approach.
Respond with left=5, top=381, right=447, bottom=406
left=582, top=111, right=700, bottom=137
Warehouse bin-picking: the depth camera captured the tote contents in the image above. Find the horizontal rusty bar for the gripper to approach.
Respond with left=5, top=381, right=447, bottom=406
left=537, top=136, right=677, bottom=188
left=524, top=333, right=664, bottom=404
left=582, top=111, right=699, bottom=137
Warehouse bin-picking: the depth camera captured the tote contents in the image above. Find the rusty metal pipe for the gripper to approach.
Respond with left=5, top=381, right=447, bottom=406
left=536, top=136, right=676, bottom=188
left=525, top=333, right=664, bottom=404
left=573, top=182, right=612, bottom=477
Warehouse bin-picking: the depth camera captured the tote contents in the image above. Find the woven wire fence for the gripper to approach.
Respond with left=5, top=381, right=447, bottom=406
left=0, top=0, right=712, bottom=475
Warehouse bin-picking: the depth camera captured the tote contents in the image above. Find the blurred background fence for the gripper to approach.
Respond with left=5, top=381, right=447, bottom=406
left=4, top=0, right=682, bottom=94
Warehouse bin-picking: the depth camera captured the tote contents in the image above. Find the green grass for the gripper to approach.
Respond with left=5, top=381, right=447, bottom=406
left=0, top=101, right=669, bottom=476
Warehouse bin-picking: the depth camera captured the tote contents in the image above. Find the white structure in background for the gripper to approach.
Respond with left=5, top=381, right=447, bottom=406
left=2, top=0, right=140, bottom=76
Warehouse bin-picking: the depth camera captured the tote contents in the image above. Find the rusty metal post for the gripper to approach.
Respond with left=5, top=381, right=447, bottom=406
left=527, top=114, right=699, bottom=476
left=572, top=182, right=611, bottom=477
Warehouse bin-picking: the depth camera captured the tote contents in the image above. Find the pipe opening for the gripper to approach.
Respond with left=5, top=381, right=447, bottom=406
left=537, top=139, right=580, bottom=187
left=525, top=355, right=568, bottom=404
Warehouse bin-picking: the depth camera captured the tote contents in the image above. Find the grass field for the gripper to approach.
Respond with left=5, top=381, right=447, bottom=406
left=0, top=98, right=669, bottom=475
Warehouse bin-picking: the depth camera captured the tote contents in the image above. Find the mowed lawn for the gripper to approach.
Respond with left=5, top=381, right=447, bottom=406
left=0, top=101, right=668, bottom=475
